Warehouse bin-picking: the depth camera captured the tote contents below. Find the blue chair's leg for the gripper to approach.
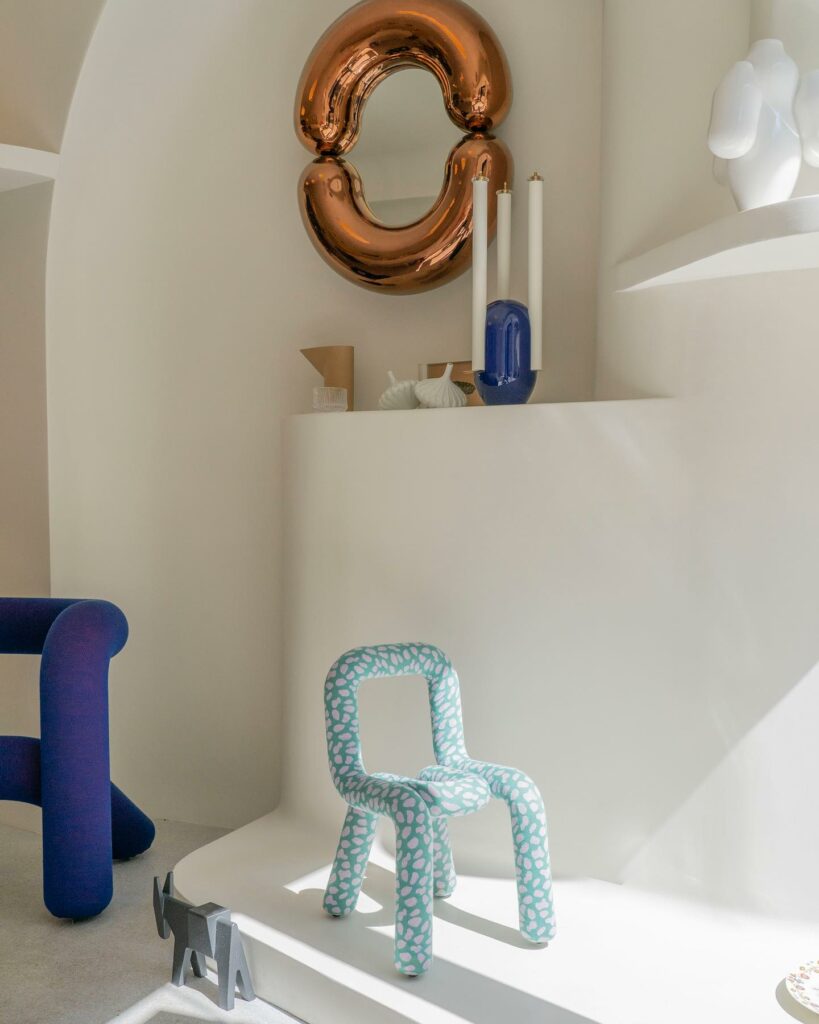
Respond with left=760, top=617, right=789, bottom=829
left=111, top=784, right=156, bottom=860
left=323, top=805, right=378, bottom=918
left=0, top=740, right=155, bottom=863
left=40, top=602, right=127, bottom=919
left=391, top=788, right=434, bottom=976
left=0, top=735, right=41, bottom=805
left=432, top=818, right=456, bottom=898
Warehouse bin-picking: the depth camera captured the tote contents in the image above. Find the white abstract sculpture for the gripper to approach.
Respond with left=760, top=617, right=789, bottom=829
left=796, top=69, right=819, bottom=169
left=709, top=39, right=801, bottom=211
left=378, top=371, right=419, bottom=411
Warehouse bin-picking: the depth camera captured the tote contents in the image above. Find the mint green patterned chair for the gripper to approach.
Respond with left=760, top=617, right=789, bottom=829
left=323, top=642, right=555, bottom=975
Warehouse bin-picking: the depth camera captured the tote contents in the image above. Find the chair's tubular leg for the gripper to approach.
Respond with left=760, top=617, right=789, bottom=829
left=431, top=818, right=456, bottom=898
left=459, top=760, right=556, bottom=943
left=0, top=735, right=41, bottom=805
left=391, top=788, right=434, bottom=976
left=508, top=783, right=555, bottom=943
left=40, top=602, right=124, bottom=919
left=323, top=805, right=378, bottom=918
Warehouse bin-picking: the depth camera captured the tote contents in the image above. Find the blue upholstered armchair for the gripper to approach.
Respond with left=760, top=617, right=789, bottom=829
left=0, top=598, right=155, bottom=919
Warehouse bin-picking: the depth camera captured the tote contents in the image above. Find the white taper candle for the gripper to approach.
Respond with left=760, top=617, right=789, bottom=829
left=528, top=172, right=543, bottom=372
left=471, top=175, right=488, bottom=373
left=496, top=186, right=512, bottom=301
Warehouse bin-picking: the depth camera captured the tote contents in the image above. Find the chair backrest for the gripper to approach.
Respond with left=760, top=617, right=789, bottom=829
left=324, top=643, right=468, bottom=794
left=0, top=598, right=79, bottom=654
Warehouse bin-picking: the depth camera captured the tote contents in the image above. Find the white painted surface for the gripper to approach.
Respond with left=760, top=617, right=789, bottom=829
left=598, top=0, right=819, bottom=918
left=753, top=0, right=819, bottom=83
left=0, top=0, right=105, bottom=152
left=0, top=183, right=53, bottom=834
left=615, top=194, right=819, bottom=291
left=0, top=3, right=101, bottom=832
left=45, top=0, right=603, bottom=828
left=0, top=144, right=59, bottom=193
left=279, top=399, right=689, bottom=880
left=174, top=811, right=818, bottom=1024
left=0, top=184, right=52, bottom=614
left=623, top=658, right=819, bottom=920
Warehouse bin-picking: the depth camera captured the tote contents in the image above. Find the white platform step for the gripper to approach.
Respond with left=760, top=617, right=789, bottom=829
left=174, top=811, right=816, bottom=1024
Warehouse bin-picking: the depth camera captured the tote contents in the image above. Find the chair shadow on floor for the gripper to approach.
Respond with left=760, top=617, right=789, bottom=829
left=325, top=860, right=536, bottom=948
left=280, top=865, right=598, bottom=1024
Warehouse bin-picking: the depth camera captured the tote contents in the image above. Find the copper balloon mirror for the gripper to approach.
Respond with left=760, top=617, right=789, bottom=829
left=295, top=0, right=513, bottom=292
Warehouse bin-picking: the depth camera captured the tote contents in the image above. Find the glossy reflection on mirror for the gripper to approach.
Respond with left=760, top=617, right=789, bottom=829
left=351, top=69, right=461, bottom=227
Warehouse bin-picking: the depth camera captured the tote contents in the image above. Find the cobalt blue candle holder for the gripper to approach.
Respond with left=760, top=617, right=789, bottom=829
left=475, top=299, right=538, bottom=406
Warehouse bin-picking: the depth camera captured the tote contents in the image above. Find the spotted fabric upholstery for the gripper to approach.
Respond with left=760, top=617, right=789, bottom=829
left=323, top=642, right=555, bottom=975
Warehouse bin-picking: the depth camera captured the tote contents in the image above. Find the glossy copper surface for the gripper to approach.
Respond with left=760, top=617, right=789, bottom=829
left=294, top=0, right=512, bottom=292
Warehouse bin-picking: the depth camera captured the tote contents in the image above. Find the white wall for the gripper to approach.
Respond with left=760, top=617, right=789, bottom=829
left=598, top=0, right=819, bottom=919
left=274, top=0, right=819, bottom=917
left=0, top=0, right=109, bottom=832
left=0, top=183, right=52, bottom=832
left=0, top=185, right=51, bottom=602
left=14, top=0, right=817, bottom=920
left=753, top=0, right=819, bottom=76
left=280, top=400, right=691, bottom=880
left=0, top=0, right=105, bottom=152
left=46, top=0, right=603, bottom=827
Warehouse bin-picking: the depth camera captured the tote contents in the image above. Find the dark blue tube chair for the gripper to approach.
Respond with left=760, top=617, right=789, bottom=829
left=0, top=598, right=155, bottom=919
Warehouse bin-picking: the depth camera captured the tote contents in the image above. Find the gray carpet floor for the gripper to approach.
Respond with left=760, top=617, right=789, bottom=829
left=0, top=819, right=297, bottom=1024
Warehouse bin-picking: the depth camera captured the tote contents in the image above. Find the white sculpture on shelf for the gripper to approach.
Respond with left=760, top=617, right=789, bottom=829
left=709, top=39, right=801, bottom=211
left=795, top=70, right=819, bottom=170
left=414, top=363, right=467, bottom=409
left=378, top=371, right=419, bottom=411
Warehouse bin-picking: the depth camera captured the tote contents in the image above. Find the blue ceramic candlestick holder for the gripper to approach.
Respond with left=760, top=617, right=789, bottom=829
left=475, top=299, right=538, bottom=406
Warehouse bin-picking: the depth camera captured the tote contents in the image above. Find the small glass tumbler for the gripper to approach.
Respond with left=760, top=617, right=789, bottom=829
left=313, top=386, right=348, bottom=412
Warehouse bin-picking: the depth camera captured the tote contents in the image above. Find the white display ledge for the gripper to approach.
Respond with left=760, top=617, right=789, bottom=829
left=174, top=811, right=816, bottom=1024
left=615, top=195, right=819, bottom=291
left=295, top=397, right=665, bottom=419
left=0, top=143, right=59, bottom=193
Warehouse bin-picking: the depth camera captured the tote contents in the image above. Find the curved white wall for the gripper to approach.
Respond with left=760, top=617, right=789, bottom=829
left=598, top=0, right=819, bottom=918
left=21, top=0, right=817, bottom=919
left=0, top=2, right=105, bottom=832
left=274, top=0, right=819, bottom=916
left=46, top=0, right=603, bottom=826
left=0, top=185, right=52, bottom=832
left=0, top=0, right=105, bottom=152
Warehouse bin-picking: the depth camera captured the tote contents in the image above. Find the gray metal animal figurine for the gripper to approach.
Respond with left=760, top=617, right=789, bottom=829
left=153, top=871, right=255, bottom=1011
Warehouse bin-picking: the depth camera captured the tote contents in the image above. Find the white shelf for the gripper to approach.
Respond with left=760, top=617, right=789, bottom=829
left=0, top=144, right=59, bottom=193
left=615, top=194, right=819, bottom=291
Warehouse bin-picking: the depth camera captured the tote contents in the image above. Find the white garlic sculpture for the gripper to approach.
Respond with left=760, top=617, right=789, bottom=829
left=414, top=363, right=467, bottom=410
left=378, top=371, right=419, bottom=411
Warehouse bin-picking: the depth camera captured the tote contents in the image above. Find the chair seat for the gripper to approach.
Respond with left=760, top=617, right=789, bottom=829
left=372, top=766, right=491, bottom=817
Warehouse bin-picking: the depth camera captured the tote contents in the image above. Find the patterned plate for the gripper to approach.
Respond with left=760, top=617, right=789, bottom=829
left=787, top=961, right=819, bottom=1014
